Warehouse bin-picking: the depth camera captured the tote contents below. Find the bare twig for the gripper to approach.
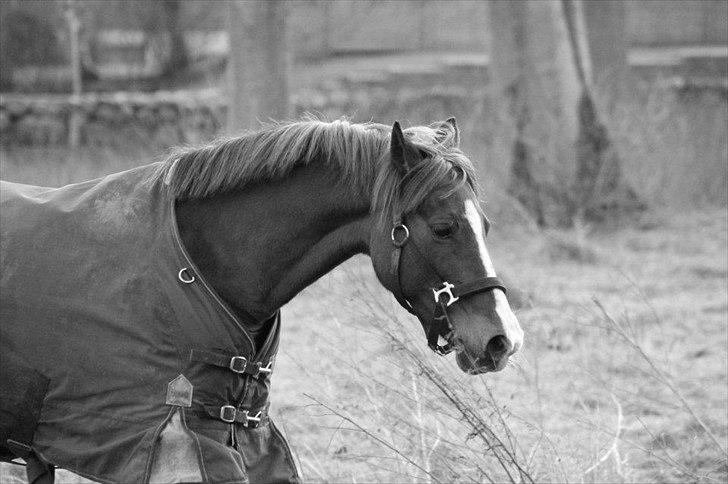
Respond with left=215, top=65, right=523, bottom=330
left=407, top=354, right=533, bottom=484
left=304, top=394, right=444, bottom=484
left=583, top=393, right=625, bottom=480
left=594, top=299, right=727, bottom=457
left=410, top=368, right=434, bottom=483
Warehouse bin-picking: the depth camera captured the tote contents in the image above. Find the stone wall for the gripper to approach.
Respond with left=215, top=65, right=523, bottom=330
left=4, top=53, right=726, bottom=149
left=0, top=89, right=222, bottom=147
left=0, top=80, right=485, bottom=148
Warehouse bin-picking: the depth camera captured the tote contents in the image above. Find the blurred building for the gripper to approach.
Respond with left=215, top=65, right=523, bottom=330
left=1, top=0, right=726, bottom=90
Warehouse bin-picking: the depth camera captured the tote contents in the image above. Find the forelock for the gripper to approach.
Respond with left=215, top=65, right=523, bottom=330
left=372, top=124, right=479, bottom=222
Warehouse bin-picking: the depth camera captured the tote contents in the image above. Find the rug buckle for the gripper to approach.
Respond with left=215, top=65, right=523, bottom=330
left=220, top=405, right=237, bottom=423
left=229, top=356, right=248, bottom=373
left=257, top=361, right=273, bottom=375
left=242, top=410, right=262, bottom=427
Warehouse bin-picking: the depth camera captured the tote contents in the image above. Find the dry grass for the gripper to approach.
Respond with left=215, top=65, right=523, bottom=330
left=271, top=206, right=726, bottom=483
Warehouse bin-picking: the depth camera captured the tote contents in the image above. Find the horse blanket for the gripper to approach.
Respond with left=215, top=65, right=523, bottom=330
left=0, top=164, right=299, bottom=483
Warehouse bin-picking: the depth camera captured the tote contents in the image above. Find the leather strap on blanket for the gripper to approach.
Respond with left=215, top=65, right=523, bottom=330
left=188, top=349, right=272, bottom=427
left=197, top=405, right=268, bottom=428
left=189, top=349, right=273, bottom=378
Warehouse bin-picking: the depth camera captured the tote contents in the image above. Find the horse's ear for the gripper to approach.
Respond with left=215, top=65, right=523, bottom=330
left=437, top=117, right=460, bottom=148
left=390, top=121, right=423, bottom=175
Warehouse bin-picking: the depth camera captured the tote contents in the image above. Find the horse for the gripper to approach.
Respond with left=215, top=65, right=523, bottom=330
left=0, top=117, right=524, bottom=483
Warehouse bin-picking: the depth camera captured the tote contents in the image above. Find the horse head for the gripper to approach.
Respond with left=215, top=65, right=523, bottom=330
left=369, top=119, right=523, bottom=374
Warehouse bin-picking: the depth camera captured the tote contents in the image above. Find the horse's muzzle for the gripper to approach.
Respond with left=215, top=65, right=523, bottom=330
left=455, top=334, right=516, bottom=374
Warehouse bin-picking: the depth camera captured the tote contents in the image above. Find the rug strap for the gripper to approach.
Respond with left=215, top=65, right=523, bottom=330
left=189, top=349, right=273, bottom=378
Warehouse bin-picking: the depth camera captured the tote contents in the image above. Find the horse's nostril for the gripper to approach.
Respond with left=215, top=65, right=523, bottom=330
left=485, top=335, right=510, bottom=359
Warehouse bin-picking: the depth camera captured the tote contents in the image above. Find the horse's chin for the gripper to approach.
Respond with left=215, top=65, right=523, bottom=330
left=455, top=348, right=508, bottom=375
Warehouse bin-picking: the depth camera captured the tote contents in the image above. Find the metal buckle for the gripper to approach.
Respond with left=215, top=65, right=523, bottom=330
left=436, top=332, right=455, bottom=354
left=433, top=281, right=459, bottom=307
left=242, top=410, right=262, bottom=428
left=220, top=405, right=237, bottom=423
left=258, top=361, right=273, bottom=375
left=246, top=361, right=273, bottom=377
left=435, top=339, right=454, bottom=355
left=229, top=356, right=247, bottom=373
left=391, top=223, right=410, bottom=247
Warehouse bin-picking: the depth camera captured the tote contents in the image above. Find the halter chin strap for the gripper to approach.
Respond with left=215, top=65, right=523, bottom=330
left=388, top=216, right=507, bottom=355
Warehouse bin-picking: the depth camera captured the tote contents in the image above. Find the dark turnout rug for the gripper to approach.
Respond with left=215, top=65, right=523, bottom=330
left=0, top=165, right=298, bottom=483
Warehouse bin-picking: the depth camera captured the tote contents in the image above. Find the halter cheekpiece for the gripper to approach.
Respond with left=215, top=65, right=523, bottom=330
left=388, top=215, right=507, bottom=355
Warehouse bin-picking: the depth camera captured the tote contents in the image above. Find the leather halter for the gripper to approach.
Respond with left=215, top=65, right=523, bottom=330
left=388, top=216, right=507, bottom=355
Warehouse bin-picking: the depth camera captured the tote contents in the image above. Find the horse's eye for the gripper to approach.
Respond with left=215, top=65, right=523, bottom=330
left=431, top=223, right=455, bottom=239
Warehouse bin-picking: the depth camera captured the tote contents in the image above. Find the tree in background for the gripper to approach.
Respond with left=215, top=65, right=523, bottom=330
left=150, top=0, right=189, bottom=80
left=562, top=0, right=642, bottom=223
left=488, top=0, right=641, bottom=226
left=581, top=0, right=630, bottom=94
left=226, top=0, right=291, bottom=133
left=0, top=1, right=71, bottom=91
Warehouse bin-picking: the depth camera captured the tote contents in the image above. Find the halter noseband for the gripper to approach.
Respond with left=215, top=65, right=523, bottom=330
left=389, top=217, right=507, bottom=355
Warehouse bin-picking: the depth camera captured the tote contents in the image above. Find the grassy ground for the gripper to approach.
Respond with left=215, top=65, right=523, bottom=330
left=270, top=207, right=727, bottom=483
left=0, top=143, right=725, bottom=483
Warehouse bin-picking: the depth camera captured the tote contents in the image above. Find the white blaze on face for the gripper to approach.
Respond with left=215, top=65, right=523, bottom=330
left=463, top=199, right=497, bottom=276
left=463, top=199, right=524, bottom=352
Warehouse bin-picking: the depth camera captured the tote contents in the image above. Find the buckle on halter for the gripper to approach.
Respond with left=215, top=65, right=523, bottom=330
left=433, top=282, right=459, bottom=307
left=229, top=356, right=248, bottom=373
left=220, top=405, right=237, bottom=423
left=435, top=340, right=454, bottom=355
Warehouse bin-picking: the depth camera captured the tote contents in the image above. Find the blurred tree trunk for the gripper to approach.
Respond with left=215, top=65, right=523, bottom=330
left=488, top=0, right=641, bottom=226
left=489, top=0, right=582, bottom=226
left=65, top=0, right=82, bottom=148
left=582, top=0, right=630, bottom=94
left=226, top=0, right=291, bottom=134
left=563, top=0, right=642, bottom=222
left=159, top=0, right=189, bottom=79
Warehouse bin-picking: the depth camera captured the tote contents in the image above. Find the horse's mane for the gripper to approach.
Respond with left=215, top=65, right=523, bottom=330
left=158, top=116, right=479, bottom=220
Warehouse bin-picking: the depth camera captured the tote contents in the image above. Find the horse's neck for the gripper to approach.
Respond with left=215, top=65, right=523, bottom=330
left=175, top=165, right=371, bottom=338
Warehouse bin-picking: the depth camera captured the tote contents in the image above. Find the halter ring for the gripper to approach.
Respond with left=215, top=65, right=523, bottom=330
left=433, top=281, right=459, bottom=307
left=391, top=223, right=410, bottom=247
